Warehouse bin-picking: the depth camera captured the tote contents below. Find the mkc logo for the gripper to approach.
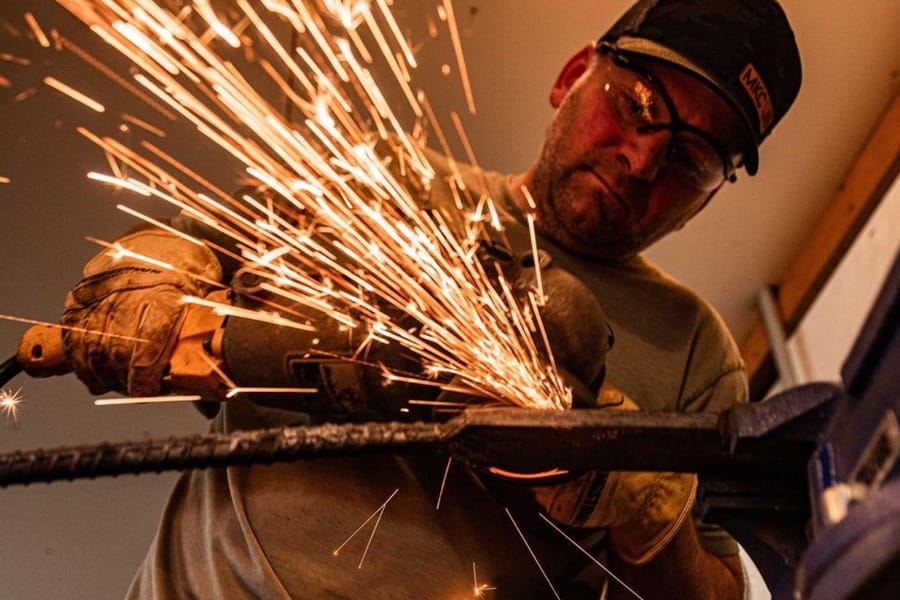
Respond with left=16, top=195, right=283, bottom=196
left=740, top=64, right=774, bottom=134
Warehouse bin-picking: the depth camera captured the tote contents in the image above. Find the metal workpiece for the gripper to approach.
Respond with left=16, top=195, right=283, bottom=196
left=0, top=383, right=843, bottom=586
left=0, top=384, right=840, bottom=488
left=454, top=382, right=841, bottom=477
left=0, top=420, right=446, bottom=487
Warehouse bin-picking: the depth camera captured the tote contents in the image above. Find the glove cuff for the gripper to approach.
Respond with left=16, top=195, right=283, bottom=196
left=604, top=471, right=699, bottom=565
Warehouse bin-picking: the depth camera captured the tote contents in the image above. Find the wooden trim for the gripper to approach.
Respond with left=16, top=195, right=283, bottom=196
left=742, top=90, right=900, bottom=400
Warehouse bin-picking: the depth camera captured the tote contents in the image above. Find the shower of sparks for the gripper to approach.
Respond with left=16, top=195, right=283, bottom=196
left=538, top=513, right=646, bottom=600
left=43, top=76, right=106, bottom=112
left=48, top=0, right=569, bottom=412
left=1, top=388, right=24, bottom=424
left=333, top=487, right=399, bottom=568
left=505, top=507, right=560, bottom=600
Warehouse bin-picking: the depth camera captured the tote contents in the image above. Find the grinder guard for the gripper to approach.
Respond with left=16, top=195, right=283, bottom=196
left=222, top=275, right=431, bottom=422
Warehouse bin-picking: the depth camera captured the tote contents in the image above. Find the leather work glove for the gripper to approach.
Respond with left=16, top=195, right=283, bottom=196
left=532, top=386, right=698, bottom=565
left=477, top=242, right=612, bottom=403
left=60, top=228, right=222, bottom=397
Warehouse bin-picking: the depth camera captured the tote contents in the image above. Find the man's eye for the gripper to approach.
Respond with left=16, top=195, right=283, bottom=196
left=627, top=97, right=647, bottom=118
left=618, top=91, right=654, bottom=125
left=668, top=139, right=709, bottom=171
left=668, top=138, right=721, bottom=190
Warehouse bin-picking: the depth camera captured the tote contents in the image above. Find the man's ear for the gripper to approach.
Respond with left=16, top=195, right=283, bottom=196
left=549, top=43, right=596, bottom=108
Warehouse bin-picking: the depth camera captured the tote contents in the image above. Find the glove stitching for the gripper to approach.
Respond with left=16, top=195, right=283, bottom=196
left=69, top=269, right=202, bottom=307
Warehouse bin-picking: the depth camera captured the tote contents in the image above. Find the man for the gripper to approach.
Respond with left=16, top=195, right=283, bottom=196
left=61, top=0, right=802, bottom=597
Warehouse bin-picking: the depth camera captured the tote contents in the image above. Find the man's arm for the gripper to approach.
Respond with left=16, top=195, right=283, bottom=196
left=608, top=517, right=744, bottom=600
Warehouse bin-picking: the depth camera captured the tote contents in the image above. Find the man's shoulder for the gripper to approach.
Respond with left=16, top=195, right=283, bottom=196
left=591, top=254, right=720, bottom=325
left=591, top=255, right=747, bottom=410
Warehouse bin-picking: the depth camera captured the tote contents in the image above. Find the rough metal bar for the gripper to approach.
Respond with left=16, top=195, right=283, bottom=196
left=0, top=386, right=839, bottom=487
left=0, top=420, right=446, bottom=487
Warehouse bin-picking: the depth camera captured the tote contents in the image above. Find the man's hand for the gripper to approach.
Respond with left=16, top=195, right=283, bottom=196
left=533, top=387, right=697, bottom=565
left=61, top=229, right=222, bottom=397
left=533, top=385, right=744, bottom=599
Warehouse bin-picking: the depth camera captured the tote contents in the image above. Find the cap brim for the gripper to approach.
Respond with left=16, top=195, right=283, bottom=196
left=613, top=36, right=760, bottom=175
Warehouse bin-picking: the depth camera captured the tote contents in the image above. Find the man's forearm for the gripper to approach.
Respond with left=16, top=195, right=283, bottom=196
left=607, top=518, right=744, bottom=600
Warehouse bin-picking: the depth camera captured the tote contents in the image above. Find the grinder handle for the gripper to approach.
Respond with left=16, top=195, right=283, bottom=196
left=14, top=295, right=229, bottom=397
left=16, top=325, right=72, bottom=378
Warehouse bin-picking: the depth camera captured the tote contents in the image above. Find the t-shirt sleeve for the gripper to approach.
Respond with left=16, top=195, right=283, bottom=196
left=678, top=309, right=749, bottom=414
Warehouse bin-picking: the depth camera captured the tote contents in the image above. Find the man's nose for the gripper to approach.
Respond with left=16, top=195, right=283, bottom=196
left=616, top=129, right=670, bottom=181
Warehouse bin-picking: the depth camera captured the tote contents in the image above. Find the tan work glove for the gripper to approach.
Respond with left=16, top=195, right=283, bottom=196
left=60, top=229, right=222, bottom=397
left=533, top=386, right=698, bottom=565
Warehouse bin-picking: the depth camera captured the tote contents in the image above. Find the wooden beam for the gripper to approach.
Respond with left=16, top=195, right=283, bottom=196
left=742, top=90, right=900, bottom=400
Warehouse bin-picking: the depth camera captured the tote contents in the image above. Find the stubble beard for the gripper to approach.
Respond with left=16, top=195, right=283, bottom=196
left=530, top=145, right=637, bottom=261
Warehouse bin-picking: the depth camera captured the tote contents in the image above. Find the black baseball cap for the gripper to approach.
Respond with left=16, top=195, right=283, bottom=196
left=600, top=0, right=802, bottom=175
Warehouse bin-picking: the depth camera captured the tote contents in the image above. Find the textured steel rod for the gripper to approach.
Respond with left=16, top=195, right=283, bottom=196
left=0, top=420, right=447, bottom=487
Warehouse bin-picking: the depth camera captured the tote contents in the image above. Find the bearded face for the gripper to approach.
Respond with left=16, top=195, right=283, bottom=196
left=525, top=49, right=742, bottom=262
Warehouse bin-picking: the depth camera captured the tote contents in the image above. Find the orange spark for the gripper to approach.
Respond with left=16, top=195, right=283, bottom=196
left=1, top=388, right=23, bottom=424
left=60, top=36, right=177, bottom=121
left=94, top=395, right=203, bottom=406
left=24, top=12, right=51, bottom=48
left=506, top=508, right=560, bottom=599
left=435, top=456, right=453, bottom=510
left=333, top=488, right=400, bottom=568
left=43, top=76, right=106, bottom=112
left=14, top=88, right=37, bottom=103
left=0, top=53, right=31, bottom=66
left=472, top=562, right=496, bottom=598
left=0, top=313, right=148, bottom=344
left=440, top=0, right=476, bottom=115
left=121, top=113, right=167, bottom=138
left=225, top=386, right=318, bottom=398
left=539, top=514, right=647, bottom=600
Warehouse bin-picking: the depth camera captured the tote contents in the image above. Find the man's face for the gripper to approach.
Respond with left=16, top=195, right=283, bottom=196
left=526, top=46, right=744, bottom=262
